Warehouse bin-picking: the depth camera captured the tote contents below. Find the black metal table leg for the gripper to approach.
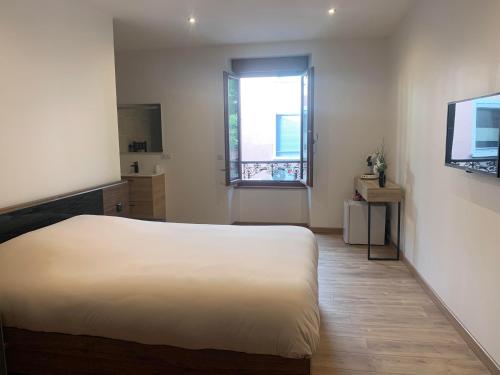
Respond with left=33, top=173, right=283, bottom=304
left=396, top=201, right=401, bottom=260
left=367, top=202, right=372, bottom=260
left=367, top=201, right=401, bottom=261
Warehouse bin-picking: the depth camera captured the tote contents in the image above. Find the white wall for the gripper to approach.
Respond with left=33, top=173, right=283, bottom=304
left=116, top=39, right=390, bottom=226
left=0, top=0, right=120, bottom=208
left=389, top=0, right=500, bottom=366
left=233, top=188, right=310, bottom=224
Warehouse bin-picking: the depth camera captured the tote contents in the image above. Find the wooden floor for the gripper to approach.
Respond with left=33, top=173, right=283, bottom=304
left=312, top=234, right=490, bottom=375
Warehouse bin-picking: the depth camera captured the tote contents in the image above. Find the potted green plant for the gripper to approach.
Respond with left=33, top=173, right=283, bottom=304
left=374, top=143, right=388, bottom=187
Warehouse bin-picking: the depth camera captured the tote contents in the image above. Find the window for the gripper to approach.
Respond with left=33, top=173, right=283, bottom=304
left=472, top=103, right=500, bottom=158
left=223, top=73, right=241, bottom=182
left=276, top=114, right=301, bottom=158
left=223, top=56, right=314, bottom=187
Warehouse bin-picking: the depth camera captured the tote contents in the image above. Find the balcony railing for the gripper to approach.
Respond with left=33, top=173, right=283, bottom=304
left=242, top=160, right=301, bottom=181
left=450, top=159, right=497, bottom=173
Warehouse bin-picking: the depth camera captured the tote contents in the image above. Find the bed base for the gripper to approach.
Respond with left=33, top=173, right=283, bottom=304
left=4, top=328, right=310, bottom=375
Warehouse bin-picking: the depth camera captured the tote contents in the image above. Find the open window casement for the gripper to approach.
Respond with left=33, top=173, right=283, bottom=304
left=223, top=57, right=315, bottom=187
left=223, top=72, right=242, bottom=186
left=300, top=67, right=315, bottom=187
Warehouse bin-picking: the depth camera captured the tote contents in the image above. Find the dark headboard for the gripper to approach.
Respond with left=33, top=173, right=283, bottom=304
left=0, top=182, right=125, bottom=244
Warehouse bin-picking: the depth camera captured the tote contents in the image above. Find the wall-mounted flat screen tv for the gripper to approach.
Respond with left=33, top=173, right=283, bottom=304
left=445, top=92, right=500, bottom=177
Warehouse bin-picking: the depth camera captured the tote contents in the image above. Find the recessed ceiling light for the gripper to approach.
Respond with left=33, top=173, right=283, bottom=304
left=188, top=16, right=197, bottom=24
left=328, top=8, right=336, bottom=15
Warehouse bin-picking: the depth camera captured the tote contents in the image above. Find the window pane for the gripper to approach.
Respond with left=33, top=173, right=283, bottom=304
left=301, top=72, right=309, bottom=180
left=276, top=115, right=300, bottom=158
left=227, top=76, right=240, bottom=181
left=240, top=75, right=301, bottom=181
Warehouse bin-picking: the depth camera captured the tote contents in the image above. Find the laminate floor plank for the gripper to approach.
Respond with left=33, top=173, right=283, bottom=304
left=312, top=234, right=490, bottom=375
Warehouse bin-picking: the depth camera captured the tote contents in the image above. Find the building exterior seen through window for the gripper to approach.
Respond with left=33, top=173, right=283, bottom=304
left=240, top=76, right=302, bottom=181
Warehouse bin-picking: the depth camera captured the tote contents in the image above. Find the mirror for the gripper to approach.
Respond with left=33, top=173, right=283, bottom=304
left=118, top=104, right=163, bottom=153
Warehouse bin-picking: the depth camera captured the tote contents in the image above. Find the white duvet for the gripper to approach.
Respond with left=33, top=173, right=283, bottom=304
left=0, top=215, right=320, bottom=358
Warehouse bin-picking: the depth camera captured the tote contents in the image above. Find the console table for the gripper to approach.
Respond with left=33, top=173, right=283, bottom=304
left=355, top=178, right=403, bottom=261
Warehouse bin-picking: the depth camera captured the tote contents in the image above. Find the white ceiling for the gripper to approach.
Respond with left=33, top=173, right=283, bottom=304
left=87, top=0, right=415, bottom=51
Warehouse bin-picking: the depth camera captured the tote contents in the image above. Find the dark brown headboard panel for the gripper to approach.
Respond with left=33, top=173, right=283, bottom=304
left=0, top=182, right=126, bottom=244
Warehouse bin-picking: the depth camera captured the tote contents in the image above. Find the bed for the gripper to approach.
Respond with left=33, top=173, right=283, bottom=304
left=0, top=185, right=320, bottom=375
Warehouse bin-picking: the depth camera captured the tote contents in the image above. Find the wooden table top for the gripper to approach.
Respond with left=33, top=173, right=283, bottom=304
left=356, top=177, right=403, bottom=203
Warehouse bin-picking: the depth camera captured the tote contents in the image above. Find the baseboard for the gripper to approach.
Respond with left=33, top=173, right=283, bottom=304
left=401, top=252, right=500, bottom=375
left=232, top=222, right=343, bottom=235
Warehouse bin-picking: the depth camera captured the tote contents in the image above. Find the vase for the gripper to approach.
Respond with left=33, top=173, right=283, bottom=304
left=378, top=171, right=386, bottom=188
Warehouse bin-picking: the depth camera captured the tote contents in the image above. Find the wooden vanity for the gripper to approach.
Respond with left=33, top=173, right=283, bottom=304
left=122, top=173, right=166, bottom=221
left=102, top=181, right=130, bottom=218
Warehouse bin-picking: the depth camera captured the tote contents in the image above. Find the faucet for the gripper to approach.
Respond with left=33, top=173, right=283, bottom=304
left=131, top=161, right=139, bottom=174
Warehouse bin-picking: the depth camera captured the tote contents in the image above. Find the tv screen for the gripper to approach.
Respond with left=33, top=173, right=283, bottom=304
left=445, top=92, right=500, bottom=177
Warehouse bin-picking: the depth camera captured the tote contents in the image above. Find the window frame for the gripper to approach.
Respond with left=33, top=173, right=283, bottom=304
left=223, top=61, right=315, bottom=188
left=223, top=72, right=242, bottom=186
left=300, top=67, right=315, bottom=187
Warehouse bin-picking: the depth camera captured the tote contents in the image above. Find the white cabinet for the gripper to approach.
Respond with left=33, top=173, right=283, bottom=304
left=343, top=200, right=386, bottom=245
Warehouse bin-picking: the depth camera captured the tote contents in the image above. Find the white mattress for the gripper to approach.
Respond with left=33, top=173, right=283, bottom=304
left=0, top=215, right=320, bottom=358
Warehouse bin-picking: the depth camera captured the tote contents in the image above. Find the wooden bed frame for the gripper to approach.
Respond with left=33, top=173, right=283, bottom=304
left=4, top=328, right=309, bottom=375
left=0, top=183, right=311, bottom=375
